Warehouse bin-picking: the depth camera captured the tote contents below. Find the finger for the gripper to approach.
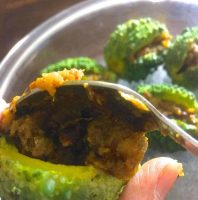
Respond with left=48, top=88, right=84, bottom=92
left=120, top=157, right=183, bottom=200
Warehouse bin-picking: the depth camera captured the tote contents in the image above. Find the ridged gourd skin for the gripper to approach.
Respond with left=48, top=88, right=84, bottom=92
left=41, top=57, right=117, bottom=82
left=137, top=84, right=198, bottom=112
left=165, top=27, right=198, bottom=89
left=104, top=18, right=171, bottom=81
left=147, top=130, right=184, bottom=152
left=0, top=137, right=125, bottom=200
left=137, top=84, right=198, bottom=152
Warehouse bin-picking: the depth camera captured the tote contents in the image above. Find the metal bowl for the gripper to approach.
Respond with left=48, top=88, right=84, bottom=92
left=0, top=0, right=198, bottom=199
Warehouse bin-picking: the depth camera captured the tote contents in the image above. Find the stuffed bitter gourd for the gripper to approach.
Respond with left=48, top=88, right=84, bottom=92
left=165, top=27, right=198, bottom=89
left=0, top=137, right=125, bottom=200
left=41, top=57, right=117, bottom=82
left=0, top=69, right=158, bottom=199
left=104, top=18, right=171, bottom=81
left=137, top=84, right=198, bottom=152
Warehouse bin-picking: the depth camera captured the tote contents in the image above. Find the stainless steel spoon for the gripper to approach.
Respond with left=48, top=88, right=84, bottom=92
left=16, top=80, right=198, bottom=156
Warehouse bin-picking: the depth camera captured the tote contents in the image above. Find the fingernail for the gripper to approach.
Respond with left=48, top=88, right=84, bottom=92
left=156, top=158, right=183, bottom=199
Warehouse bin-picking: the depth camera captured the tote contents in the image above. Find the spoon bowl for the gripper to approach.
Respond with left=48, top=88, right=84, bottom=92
left=16, top=80, right=198, bottom=156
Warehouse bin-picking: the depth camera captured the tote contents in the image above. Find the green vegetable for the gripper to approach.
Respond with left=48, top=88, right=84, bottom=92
left=147, top=119, right=198, bottom=152
left=41, top=57, right=117, bottom=82
left=104, top=18, right=171, bottom=81
left=137, top=84, right=198, bottom=152
left=137, top=84, right=198, bottom=112
left=171, top=119, right=198, bottom=137
left=165, top=27, right=198, bottom=89
left=0, top=137, right=125, bottom=200
left=147, top=130, right=184, bottom=152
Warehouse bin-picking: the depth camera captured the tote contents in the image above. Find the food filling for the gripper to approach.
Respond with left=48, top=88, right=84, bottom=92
left=129, top=32, right=171, bottom=62
left=142, top=93, right=197, bottom=125
left=178, top=42, right=198, bottom=73
left=0, top=69, right=158, bottom=180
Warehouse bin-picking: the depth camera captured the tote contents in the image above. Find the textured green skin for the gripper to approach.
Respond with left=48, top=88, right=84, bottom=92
left=137, top=84, right=198, bottom=112
left=104, top=18, right=169, bottom=81
left=124, top=51, right=164, bottom=81
left=165, top=27, right=198, bottom=89
left=137, top=84, right=198, bottom=152
left=147, top=130, right=184, bottom=152
left=41, top=57, right=117, bottom=82
left=0, top=137, right=125, bottom=200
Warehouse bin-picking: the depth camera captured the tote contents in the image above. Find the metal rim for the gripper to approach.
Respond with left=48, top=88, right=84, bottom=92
left=1, top=0, right=198, bottom=98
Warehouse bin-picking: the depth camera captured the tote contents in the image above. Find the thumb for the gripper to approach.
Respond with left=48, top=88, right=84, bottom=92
left=120, top=157, right=183, bottom=200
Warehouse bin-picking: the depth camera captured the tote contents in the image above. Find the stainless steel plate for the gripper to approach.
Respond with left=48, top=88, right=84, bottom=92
left=0, top=0, right=198, bottom=199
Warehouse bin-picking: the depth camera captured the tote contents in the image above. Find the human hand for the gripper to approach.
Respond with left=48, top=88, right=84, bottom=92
left=120, top=157, right=182, bottom=200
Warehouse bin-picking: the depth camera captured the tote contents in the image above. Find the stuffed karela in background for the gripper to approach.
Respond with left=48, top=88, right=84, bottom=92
left=104, top=18, right=172, bottom=81
left=137, top=84, right=198, bottom=152
left=41, top=57, right=117, bottom=82
left=165, top=27, right=198, bottom=89
left=0, top=69, right=159, bottom=200
left=2, top=16, right=197, bottom=199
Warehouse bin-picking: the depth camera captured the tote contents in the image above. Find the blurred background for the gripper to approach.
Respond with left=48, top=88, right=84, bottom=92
left=0, top=0, right=83, bottom=60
